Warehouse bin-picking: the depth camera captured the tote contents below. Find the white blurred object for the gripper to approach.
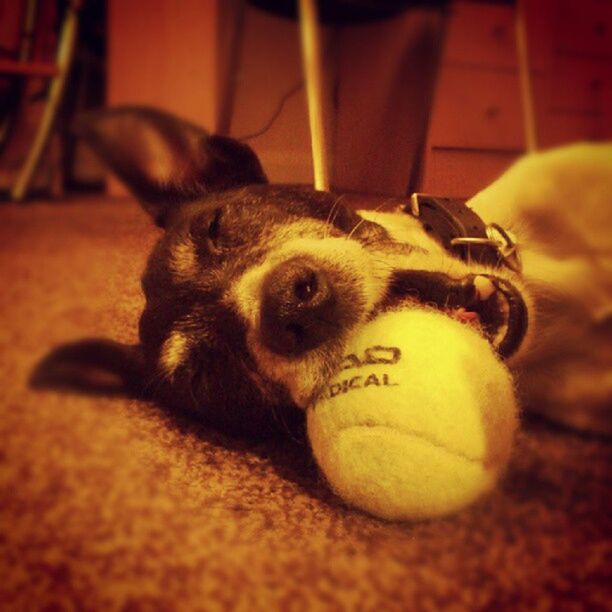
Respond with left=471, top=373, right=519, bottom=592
left=469, top=142, right=612, bottom=435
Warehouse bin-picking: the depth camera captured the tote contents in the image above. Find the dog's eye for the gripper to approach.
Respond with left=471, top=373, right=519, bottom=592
left=207, top=208, right=224, bottom=249
left=208, top=208, right=222, bottom=240
left=195, top=205, right=245, bottom=254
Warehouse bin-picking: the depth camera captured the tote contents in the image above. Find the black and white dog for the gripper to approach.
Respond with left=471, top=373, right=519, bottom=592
left=34, top=107, right=611, bottom=437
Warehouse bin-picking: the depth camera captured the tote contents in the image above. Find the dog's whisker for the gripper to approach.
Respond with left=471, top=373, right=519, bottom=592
left=370, top=256, right=400, bottom=271
left=324, top=194, right=345, bottom=238
left=270, top=404, right=304, bottom=444
left=324, top=196, right=338, bottom=229
left=345, top=201, right=389, bottom=242
left=345, top=218, right=366, bottom=242
left=327, top=196, right=345, bottom=238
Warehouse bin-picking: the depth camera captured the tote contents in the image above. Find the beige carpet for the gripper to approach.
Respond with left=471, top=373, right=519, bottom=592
left=1, top=196, right=610, bottom=610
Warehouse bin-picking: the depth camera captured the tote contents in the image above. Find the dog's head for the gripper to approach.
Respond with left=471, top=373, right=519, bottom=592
left=33, top=107, right=529, bottom=437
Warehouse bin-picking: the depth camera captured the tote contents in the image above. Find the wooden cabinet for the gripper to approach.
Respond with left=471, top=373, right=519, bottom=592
left=443, top=1, right=519, bottom=69
left=428, top=67, right=525, bottom=150
left=422, top=0, right=612, bottom=198
left=555, top=0, right=612, bottom=57
left=423, top=148, right=518, bottom=198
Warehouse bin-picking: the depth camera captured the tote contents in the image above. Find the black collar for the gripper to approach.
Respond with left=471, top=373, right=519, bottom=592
left=400, top=194, right=521, bottom=273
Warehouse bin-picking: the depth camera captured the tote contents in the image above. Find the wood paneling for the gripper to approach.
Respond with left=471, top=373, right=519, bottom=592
left=422, top=148, right=518, bottom=196
left=444, top=1, right=518, bottom=69
left=428, top=67, right=524, bottom=150
left=555, top=0, right=612, bottom=58
left=422, top=0, right=612, bottom=198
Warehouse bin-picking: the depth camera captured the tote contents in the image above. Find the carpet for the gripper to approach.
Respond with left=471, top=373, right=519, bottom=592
left=1, top=196, right=610, bottom=610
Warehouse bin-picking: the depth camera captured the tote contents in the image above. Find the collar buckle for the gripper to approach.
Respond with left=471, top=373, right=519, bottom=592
left=404, top=194, right=522, bottom=273
left=451, top=224, right=522, bottom=273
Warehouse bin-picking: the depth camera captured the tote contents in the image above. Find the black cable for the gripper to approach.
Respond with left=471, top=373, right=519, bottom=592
left=237, top=79, right=304, bottom=142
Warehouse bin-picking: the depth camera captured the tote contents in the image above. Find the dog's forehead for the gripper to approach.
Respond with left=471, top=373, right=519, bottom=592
left=142, top=186, right=346, bottom=304
left=177, top=184, right=361, bottom=231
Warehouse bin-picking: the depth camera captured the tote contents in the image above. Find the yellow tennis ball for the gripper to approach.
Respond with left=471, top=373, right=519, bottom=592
left=307, top=308, right=518, bottom=521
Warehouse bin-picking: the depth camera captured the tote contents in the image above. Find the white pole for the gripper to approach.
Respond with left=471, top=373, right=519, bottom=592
left=299, top=0, right=330, bottom=191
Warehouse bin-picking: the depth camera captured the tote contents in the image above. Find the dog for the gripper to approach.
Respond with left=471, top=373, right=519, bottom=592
left=33, top=107, right=611, bottom=437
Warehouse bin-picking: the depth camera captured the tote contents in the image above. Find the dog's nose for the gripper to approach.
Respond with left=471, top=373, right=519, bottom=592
left=260, top=257, right=339, bottom=356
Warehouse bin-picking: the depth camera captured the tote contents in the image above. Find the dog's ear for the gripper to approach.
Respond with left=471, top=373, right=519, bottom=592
left=74, top=106, right=268, bottom=227
left=30, top=339, right=146, bottom=399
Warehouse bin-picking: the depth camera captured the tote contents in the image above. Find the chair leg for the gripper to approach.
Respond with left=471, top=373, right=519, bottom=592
left=298, top=0, right=330, bottom=192
left=11, top=2, right=80, bottom=201
left=515, top=0, right=537, bottom=153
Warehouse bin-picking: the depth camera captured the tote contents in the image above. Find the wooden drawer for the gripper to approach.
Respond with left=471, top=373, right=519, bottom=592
left=555, top=0, right=612, bottom=59
left=428, top=66, right=524, bottom=151
left=421, top=149, right=519, bottom=199
left=444, top=1, right=554, bottom=71
left=523, top=0, right=556, bottom=72
left=538, top=111, right=606, bottom=148
left=445, top=1, right=517, bottom=69
left=548, top=57, right=612, bottom=113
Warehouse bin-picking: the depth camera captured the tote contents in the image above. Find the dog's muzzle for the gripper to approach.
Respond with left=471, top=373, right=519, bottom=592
left=478, top=274, right=528, bottom=358
left=393, top=194, right=529, bottom=359
left=388, top=270, right=527, bottom=359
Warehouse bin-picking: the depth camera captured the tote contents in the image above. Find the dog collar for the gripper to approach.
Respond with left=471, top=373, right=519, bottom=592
left=401, top=194, right=522, bottom=273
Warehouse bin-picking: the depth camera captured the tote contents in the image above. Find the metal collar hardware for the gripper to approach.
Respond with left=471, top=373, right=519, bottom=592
left=403, top=193, right=522, bottom=274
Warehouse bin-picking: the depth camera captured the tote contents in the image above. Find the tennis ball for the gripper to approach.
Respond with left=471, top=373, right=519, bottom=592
left=307, top=308, right=517, bottom=521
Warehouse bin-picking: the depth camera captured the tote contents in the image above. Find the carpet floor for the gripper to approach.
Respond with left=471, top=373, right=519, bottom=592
left=0, top=196, right=610, bottom=610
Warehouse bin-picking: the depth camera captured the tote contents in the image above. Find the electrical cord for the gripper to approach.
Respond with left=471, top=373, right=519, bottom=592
left=236, top=79, right=304, bottom=142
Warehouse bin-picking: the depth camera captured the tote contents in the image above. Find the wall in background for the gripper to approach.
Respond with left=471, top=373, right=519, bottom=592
left=107, top=0, right=612, bottom=199
left=107, top=0, right=219, bottom=195
left=421, top=0, right=612, bottom=197
left=107, top=1, right=444, bottom=195
left=224, top=6, right=314, bottom=184
left=332, top=8, right=444, bottom=196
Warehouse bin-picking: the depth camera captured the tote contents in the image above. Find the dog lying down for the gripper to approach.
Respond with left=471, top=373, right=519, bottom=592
left=33, top=107, right=612, bottom=448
